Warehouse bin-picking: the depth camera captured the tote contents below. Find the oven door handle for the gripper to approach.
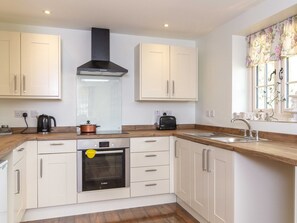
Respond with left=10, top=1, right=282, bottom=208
left=86, top=150, right=124, bottom=155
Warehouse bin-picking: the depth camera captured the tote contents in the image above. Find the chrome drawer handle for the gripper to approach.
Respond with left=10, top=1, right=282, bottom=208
left=40, top=158, right=43, bottom=178
left=15, top=170, right=20, bottom=194
left=50, top=143, right=64, bottom=146
left=144, top=140, right=157, bottom=143
left=145, top=154, right=157, bottom=157
left=145, top=183, right=157, bottom=187
left=17, top=148, right=24, bottom=152
left=145, top=169, right=157, bottom=172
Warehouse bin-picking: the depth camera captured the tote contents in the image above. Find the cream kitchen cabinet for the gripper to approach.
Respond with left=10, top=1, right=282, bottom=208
left=130, top=137, right=170, bottom=197
left=0, top=31, right=61, bottom=99
left=37, top=140, right=77, bottom=208
left=175, top=139, right=191, bottom=204
left=135, top=43, right=198, bottom=101
left=0, top=31, right=20, bottom=96
left=175, top=138, right=234, bottom=223
left=6, top=143, right=27, bottom=223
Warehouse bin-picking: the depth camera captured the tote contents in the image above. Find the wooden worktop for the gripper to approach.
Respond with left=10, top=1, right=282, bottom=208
left=1, top=129, right=297, bottom=166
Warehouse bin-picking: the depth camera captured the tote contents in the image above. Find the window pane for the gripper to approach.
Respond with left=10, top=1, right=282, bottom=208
left=257, top=64, right=265, bottom=86
left=288, top=55, right=297, bottom=82
left=288, top=83, right=297, bottom=95
left=257, top=87, right=266, bottom=109
left=266, top=86, right=275, bottom=109
left=267, top=62, right=275, bottom=85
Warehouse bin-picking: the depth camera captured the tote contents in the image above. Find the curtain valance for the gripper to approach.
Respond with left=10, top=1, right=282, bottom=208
left=246, top=15, right=297, bottom=67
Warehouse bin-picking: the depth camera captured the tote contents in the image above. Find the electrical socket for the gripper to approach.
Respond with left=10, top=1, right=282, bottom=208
left=210, top=110, right=215, bottom=117
left=14, top=110, right=28, bottom=118
left=30, top=110, right=39, bottom=118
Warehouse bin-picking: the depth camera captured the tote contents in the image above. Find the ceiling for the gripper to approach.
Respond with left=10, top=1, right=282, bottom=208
left=0, top=0, right=265, bottom=39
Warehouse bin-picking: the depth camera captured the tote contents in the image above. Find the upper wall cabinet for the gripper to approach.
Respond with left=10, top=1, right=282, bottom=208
left=135, top=43, right=198, bottom=101
left=0, top=31, right=61, bottom=99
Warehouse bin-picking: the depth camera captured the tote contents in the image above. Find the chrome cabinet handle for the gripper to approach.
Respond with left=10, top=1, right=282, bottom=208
left=14, top=75, right=17, bottom=92
left=88, top=150, right=123, bottom=155
left=23, top=76, right=25, bottom=93
left=166, top=80, right=169, bottom=95
left=145, top=183, right=157, bottom=187
left=144, top=140, right=157, bottom=143
left=40, top=158, right=43, bottom=178
left=145, top=154, right=157, bottom=157
left=207, top=149, right=211, bottom=173
left=174, top=140, right=178, bottom=158
left=172, top=80, right=175, bottom=95
left=50, top=143, right=64, bottom=146
left=15, top=170, right=20, bottom=194
left=202, top=149, right=207, bottom=171
left=145, top=169, right=157, bottom=172
left=17, top=148, right=24, bottom=152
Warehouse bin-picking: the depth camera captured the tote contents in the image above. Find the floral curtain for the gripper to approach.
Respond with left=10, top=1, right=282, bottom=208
left=246, top=15, right=297, bottom=67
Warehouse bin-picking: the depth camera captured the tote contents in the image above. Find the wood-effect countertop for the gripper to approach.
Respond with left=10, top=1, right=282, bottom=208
left=1, top=129, right=297, bottom=166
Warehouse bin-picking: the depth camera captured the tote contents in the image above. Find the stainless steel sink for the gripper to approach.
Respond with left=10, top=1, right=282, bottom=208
left=184, top=132, right=268, bottom=143
left=209, top=136, right=252, bottom=143
left=184, top=132, right=226, bottom=137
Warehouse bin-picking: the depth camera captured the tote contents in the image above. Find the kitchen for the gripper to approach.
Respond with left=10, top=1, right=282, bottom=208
left=0, top=0, right=297, bottom=223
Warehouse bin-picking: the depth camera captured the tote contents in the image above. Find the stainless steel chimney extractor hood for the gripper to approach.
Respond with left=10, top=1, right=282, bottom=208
left=77, top=28, right=128, bottom=77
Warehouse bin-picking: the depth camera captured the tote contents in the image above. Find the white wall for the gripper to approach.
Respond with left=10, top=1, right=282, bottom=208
left=0, top=24, right=196, bottom=128
left=196, top=0, right=297, bottom=134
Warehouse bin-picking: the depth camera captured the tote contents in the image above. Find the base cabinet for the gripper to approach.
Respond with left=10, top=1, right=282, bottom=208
left=175, top=138, right=234, bottom=223
left=7, top=143, right=27, bottom=223
left=37, top=140, right=77, bottom=208
left=130, top=137, right=170, bottom=197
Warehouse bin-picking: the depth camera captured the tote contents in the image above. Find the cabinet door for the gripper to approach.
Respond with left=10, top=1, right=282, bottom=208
left=209, top=146, right=234, bottom=223
left=21, top=33, right=60, bottom=97
left=191, top=142, right=210, bottom=221
left=170, top=46, right=197, bottom=100
left=0, top=31, right=20, bottom=96
left=13, top=158, right=26, bottom=223
left=38, top=153, right=76, bottom=208
left=175, top=139, right=191, bottom=205
left=139, top=43, right=170, bottom=99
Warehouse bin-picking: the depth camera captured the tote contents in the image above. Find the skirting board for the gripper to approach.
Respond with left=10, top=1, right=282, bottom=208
left=23, top=193, right=177, bottom=222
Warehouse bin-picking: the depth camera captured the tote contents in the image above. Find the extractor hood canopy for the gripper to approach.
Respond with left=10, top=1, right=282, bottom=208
left=77, top=28, right=128, bottom=77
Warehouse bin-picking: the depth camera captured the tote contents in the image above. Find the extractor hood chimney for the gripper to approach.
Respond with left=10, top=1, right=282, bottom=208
left=77, top=28, right=128, bottom=77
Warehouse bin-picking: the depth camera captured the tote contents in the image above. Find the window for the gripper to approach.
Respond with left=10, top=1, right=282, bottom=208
left=254, top=61, right=277, bottom=110
left=252, top=55, right=297, bottom=118
left=284, top=55, right=297, bottom=109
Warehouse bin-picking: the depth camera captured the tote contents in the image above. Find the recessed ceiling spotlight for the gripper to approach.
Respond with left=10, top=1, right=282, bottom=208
left=43, top=10, right=51, bottom=15
left=164, top=24, right=169, bottom=28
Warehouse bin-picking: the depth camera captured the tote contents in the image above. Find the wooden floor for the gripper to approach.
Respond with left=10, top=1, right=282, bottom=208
left=25, top=203, right=200, bottom=223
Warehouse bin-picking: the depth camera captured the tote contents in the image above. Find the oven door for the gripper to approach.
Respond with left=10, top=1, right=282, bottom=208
left=77, top=148, right=129, bottom=192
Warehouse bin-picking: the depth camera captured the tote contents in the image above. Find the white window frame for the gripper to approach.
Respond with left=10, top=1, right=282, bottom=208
left=252, top=56, right=297, bottom=121
left=252, top=61, right=282, bottom=114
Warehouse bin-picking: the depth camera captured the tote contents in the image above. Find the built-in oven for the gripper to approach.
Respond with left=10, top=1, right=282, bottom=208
left=77, top=138, right=130, bottom=192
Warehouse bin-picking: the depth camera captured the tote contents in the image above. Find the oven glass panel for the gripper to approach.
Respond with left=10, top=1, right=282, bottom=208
left=82, top=149, right=125, bottom=191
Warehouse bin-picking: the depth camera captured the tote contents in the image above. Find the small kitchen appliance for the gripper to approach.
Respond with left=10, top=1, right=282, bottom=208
left=157, top=113, right=177, bottom=130
left=0, top=125, right=12, bottom=136
left=37, top=114, right=56, bottom=133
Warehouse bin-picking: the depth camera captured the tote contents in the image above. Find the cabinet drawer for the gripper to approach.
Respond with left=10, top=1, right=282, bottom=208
left=38, top=140, right=76, bottom=154
left=13, top=143, right=26, bottom=165
left=131, top=151, right=169, bottom=167
left=131, top=180, right=170, bottom=197
left=130, top=137, right=169, bottom=152
left=131, top=165, right=169, bottom=182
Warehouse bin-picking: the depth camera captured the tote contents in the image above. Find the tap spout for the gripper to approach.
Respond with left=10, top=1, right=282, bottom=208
left=231, top=118, right=252, bottom=137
